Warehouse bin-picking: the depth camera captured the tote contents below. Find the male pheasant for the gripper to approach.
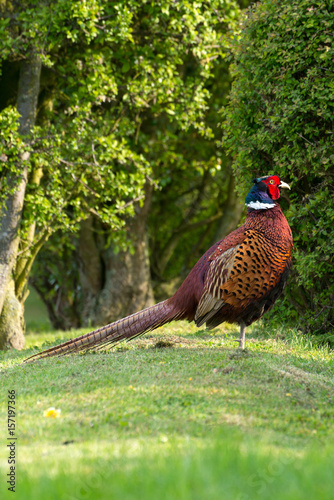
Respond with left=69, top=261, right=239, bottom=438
left=25, top=175, right=292, bottom=362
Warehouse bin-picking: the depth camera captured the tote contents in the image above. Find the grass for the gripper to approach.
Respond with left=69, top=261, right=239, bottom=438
left=0, top=321, right=334, bottom=499
left=24, top=286, right=52, bottom=333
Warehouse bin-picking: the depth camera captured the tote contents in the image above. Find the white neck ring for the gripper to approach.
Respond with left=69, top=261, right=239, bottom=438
left=246, top=201, right=275, bottom=210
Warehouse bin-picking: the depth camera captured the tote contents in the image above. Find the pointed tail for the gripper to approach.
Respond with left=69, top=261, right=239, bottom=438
left=24, top=299, right=179, bottom=363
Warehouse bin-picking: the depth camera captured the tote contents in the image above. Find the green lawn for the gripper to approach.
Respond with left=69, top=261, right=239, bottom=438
left=0, top=322, right=334, bottom=499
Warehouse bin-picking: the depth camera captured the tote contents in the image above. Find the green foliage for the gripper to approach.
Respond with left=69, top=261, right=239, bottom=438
left=0, top=107, right=30, bottom=201
left=0, top=0, right=242, bottom=308
left=0, top=0, right=242, bottom=229
left=222, top=0, right=334, bottom=335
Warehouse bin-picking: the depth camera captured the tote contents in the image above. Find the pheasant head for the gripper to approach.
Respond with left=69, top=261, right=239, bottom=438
left=245, top=175, right=290, bottom=210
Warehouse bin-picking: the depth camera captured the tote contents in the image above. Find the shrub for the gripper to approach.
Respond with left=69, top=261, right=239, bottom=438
left=223, top=0, right=334, bottom=336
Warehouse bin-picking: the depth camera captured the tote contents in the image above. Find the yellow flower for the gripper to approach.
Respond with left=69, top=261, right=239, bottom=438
left=286, top=393, right=291, bottom=397
left=189, top=377, right=192, bottom=381
left=43, top=407, right=61, bottom=418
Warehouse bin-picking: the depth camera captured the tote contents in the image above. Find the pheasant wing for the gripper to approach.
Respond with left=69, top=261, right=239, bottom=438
left=195, top=245, right=240, bottom=326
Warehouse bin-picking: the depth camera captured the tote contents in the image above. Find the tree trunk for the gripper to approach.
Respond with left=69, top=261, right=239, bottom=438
left=0, top=277, right=25, bottom=350
left=78, top=183, right=155, bottom=326
left=0, top=57, right=41, bottom=349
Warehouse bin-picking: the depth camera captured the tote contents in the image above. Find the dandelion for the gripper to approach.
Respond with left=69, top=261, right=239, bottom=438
left=189, top=377, right=192, bottom=381
left=43, top=407, right=61, bottom=418
left=286, top=393, right=291, bottom=397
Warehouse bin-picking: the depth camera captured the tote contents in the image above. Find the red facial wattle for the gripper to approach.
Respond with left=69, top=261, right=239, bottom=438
left=262, top=175, right=281, bottom=200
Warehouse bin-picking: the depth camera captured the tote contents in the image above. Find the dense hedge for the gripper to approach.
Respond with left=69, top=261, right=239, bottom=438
left=223, top=0, right=334, bottom=336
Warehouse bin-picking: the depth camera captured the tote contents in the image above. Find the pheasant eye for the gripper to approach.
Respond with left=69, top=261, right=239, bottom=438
left=269, top=180, right=275, bottom=185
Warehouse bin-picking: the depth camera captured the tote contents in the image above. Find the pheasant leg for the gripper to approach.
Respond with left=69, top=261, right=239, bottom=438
left=238, top=323, right=246, bottom=349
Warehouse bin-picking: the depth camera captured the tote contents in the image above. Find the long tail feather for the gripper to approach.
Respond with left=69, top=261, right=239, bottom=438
left=24, top=300, right=178, bottom=363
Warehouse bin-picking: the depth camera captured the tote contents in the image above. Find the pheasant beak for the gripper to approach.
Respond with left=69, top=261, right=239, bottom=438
left=279, top=181, right=291, bottom=190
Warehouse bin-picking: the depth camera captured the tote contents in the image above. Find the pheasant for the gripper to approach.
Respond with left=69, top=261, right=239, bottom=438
left=25, top=175, right=292, bottom=362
